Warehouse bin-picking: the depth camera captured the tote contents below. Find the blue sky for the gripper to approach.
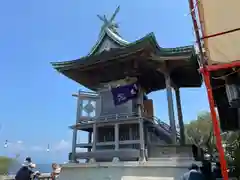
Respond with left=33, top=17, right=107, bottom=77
left=0, top=0, right=209, bottom=163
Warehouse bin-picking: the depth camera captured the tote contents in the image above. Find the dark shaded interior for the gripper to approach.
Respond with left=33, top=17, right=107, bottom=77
left=211, top=69, right=240, bottom=131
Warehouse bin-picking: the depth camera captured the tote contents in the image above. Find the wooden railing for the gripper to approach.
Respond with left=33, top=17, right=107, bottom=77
left=153, top=116, right=180, bottom=137
left=2, top=173, right=52, bottom=180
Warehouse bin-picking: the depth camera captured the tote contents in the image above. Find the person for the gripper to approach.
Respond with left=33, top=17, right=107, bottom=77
left=180, top=163, right=205, bottom=180
left=213, top=162, right=222, bottom=179
left=51, top=163, right=61, bottom=180
left=201, top=160, right=214, bottom=180
left=15, top=157, right=37, bottom=180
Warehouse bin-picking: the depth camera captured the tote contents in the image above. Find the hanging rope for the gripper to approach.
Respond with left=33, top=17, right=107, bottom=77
left=211, top=68, right=240, bottom=80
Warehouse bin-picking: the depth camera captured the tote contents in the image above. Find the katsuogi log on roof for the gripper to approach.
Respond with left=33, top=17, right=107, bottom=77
left=52, top=33, right=202, bottom=93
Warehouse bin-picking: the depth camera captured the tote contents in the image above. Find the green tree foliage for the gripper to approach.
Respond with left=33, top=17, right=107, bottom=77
left=185, top=111, right=240, bottom=175
left=185, top=111, right=215, bottom=153
left=185, top=111, right=240, bottom=153
left=232, top=144, right=240, bottom=176
left=0, top=156, right=14, bottom=175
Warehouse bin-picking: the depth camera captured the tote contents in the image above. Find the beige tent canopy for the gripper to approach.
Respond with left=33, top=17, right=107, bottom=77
left=197, top=0, right=240, bottom=65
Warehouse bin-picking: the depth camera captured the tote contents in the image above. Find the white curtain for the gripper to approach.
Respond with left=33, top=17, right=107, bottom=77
left=197, top=0, right=240, bottom=64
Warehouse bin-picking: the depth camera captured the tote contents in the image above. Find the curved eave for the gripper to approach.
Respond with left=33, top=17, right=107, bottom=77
left=51, top=32, right=201, bottom=90
left=159, top=45, right=195, bottom=57
left=88, top=28, right=130, bottom=56
left=51, top=48, right=145, bottom=72
left=51, top=33, right=158, bottom=71
left=51, top=31, right=197, bottom=70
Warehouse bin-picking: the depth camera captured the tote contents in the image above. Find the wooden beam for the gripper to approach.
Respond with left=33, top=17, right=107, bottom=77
left=150, top=55, right=191, bottom=61
left=76, top=140, right=141, bottom=148
left=75, top=149, right=140, bottom=160
left=72, top=92, right=98, bottom=99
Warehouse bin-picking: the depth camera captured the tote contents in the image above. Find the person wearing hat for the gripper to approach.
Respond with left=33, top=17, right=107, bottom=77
left=15, top=157, right=37, bottom=180
left=22, top=157, right=36, bottom=169
left=180, top=163, right=206, bottom=180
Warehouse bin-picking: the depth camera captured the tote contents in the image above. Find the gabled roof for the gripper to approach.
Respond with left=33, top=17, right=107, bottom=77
left=51, top=5, right=202, bottom=92
left=51, top=32, right=202, bottom=92
left=51, top=32, right=196, bottom=71
left=88, top=27, right=129, bottom=56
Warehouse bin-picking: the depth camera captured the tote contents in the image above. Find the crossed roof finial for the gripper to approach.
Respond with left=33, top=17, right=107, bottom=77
left=97, top=6, right=120, bottom=35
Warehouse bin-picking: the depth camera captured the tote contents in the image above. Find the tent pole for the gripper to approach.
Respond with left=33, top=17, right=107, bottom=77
left=202, top=69, right=229, bottom=180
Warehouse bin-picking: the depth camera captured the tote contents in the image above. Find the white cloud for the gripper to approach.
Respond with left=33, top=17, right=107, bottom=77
left=17, top=140, right=23, bottom=144
left=6, top=141, right=25, bottom=151
left=29, top=140, right=71, bottom=152
left=30, top=145, right=45, bottom=152
left=53, top=139, right=71, bottom=151
left=3, top=139, right=71, bottom=154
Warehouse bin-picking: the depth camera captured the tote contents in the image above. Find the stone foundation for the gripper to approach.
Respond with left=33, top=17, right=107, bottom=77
left=58, top=157, right=200, bottom=180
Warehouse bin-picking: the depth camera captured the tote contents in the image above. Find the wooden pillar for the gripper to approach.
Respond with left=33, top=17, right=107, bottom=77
left=115, top=123, right=119, bottom=150
left=71, top=91, right=81, bottom=162
left=88, top=132, right=92, bottom=152
left=129, top=126, right=133, bottom=140
left=71, top=130, right=77, bottom=162
left=164, top=72, right=177, bottom=144
left=175, top=88, right=185, bottom=145
left=129, top=126, right=133, bottom=148
left=138, top=87, right=145, bottom=160
left=139, top=119, right=145, bottom=160
left=92, top=123, right=97, bottom=152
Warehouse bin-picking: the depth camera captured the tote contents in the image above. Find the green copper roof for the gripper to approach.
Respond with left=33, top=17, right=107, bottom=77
left=51, top=32, right=201, bottom=92
left=51, top=32, right=196, bottom=71
left=88, top=27, right=129, bottom=56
